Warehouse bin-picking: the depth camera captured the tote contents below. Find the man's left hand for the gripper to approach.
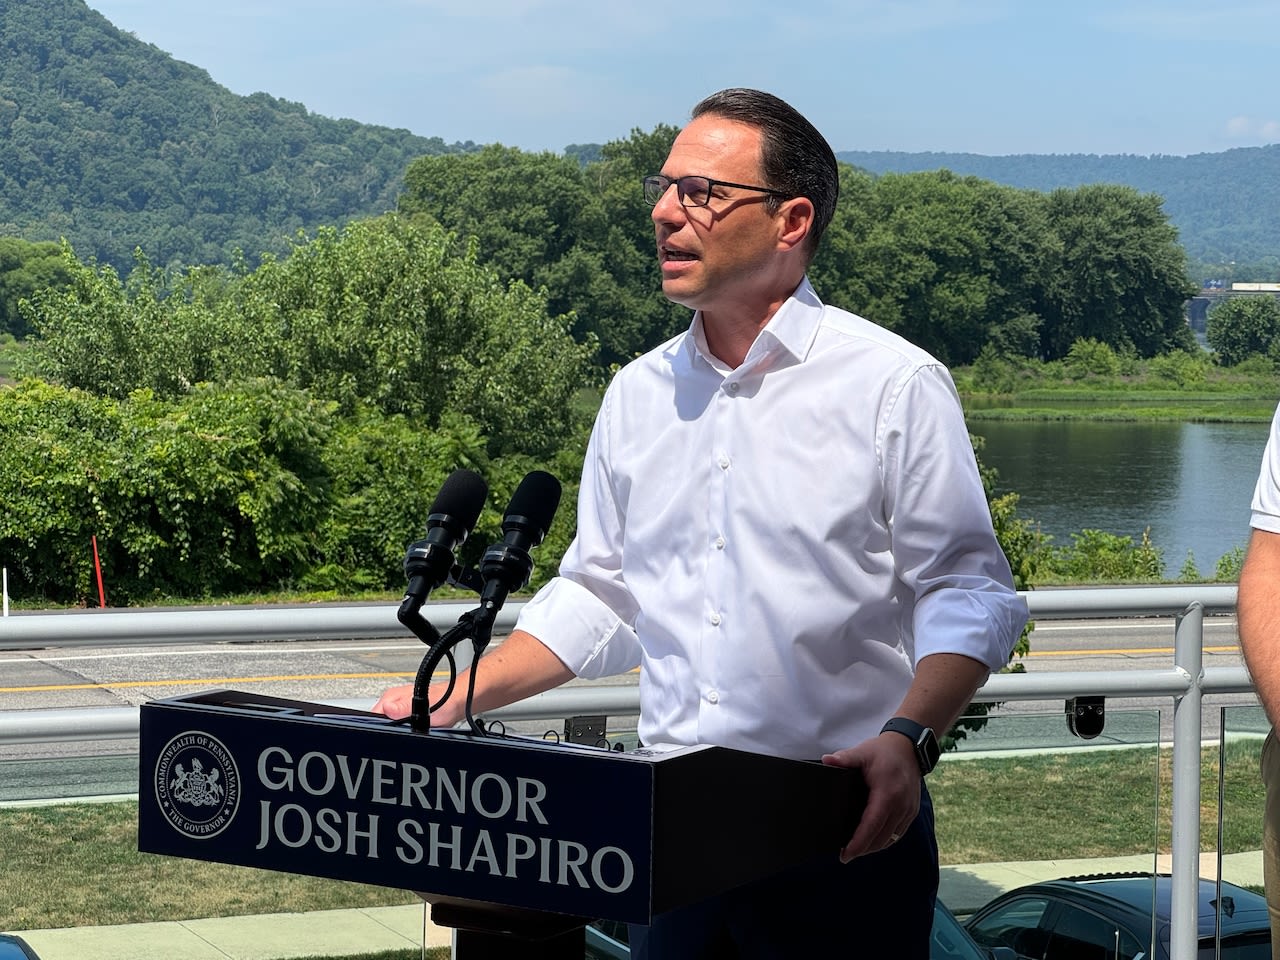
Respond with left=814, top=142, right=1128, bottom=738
left=821, top=732, right=922, bottom=862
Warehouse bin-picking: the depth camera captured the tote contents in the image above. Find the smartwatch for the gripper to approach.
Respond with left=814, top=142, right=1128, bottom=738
left=880, top=717, right=941, bottom=776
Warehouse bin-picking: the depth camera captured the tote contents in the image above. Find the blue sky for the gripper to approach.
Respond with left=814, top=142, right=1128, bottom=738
left=89, top=0, right=1280, bottom=158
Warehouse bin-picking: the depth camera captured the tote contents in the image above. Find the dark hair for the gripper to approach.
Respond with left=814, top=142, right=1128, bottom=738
left=690, top=88, right=839, bottom=258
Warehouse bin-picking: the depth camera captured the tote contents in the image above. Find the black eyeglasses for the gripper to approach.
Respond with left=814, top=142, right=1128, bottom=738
left=643, top=174, right=789, bottom=208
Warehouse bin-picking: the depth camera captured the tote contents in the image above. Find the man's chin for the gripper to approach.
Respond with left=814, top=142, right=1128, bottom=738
left=660, top=279, right=700, bottom=310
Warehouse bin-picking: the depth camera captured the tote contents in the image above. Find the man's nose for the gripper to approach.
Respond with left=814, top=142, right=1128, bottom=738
left=651, top=183, right=686, bottom=226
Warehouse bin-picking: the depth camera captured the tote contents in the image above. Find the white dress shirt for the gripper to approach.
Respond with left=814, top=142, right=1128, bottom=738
left=516, top=278, right=1029, bottom=761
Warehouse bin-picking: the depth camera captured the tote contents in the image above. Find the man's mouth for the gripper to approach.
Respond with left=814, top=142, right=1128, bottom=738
left=662, top=246, right=697, bottom=262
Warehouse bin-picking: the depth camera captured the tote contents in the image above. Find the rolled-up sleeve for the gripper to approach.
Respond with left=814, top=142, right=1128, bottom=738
left=880, top=364, right=1029, bottom=670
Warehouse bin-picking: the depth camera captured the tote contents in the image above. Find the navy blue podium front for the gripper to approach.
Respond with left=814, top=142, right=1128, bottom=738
left=137, top=690, right=865, bottom=926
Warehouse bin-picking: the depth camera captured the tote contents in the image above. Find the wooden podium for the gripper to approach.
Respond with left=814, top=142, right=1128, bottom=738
left=138, top=690, right=865, bottom=956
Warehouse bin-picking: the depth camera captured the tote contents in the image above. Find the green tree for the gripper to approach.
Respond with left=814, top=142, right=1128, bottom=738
left=399, top=145, right=598, bottom=291
left=811, top=170, right=1056, bottom=365
left=1048, top=529, right=1164, bottom=582
left=1205, top=294, right=1280, bottom=366
left=0, top=236, right=73, bottom=338
left=238, top=215, right=594, bottom=459
left=18, top=245, right=255, bottom=398
left=1041, top=184, right=1197, bottom=360
left=20, top=217, right=596, bottom=461
left=398, top=127, right=686, bottom=370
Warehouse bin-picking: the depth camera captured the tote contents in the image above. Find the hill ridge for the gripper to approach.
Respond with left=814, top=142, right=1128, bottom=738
left=0, top=0, right=475, bottom=272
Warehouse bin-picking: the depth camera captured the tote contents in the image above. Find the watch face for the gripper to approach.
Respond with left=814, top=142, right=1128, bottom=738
left=882, top=718, right=939, bottom=775
left=918, top=729, right=940, bottom=773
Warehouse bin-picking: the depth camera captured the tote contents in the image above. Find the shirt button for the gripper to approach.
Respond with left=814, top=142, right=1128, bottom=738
left=707, top=691, right=720, bottom=704
left=714, top=536, right=725, bottom=550
left=710, top=612, right=722, bottom=626
left=717, top=454, right=730, bottom=470
left=727, top=382, right=740, bottom=395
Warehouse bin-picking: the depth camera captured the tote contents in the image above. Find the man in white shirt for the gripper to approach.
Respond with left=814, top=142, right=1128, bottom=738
left=1237, top=402, right=1280, bottom=946
left=375, top=88, right=1028, bottom=958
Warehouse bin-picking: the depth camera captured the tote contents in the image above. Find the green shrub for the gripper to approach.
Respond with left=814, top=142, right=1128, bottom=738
left=1215, top=546, right=1246, bottom=582
left=1047, top=528, right=1164, bottom=582
left=1064, top=338, right=1121, bottom=380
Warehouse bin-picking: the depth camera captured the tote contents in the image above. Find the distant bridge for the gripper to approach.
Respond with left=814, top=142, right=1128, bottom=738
left=1185, top=283, right=1280, bottom=332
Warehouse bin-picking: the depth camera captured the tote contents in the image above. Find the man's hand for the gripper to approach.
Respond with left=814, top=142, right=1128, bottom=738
left=822, top=732, right=922, bottom=862
left=371, top=680, right=464, bottom=726
left=371, top=682, right=413, bottom=719
left=819, top=652, right=992, bottom=861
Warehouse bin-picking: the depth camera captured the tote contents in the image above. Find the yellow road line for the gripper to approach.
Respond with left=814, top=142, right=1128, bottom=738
left=1024, top=644, right=1238, bottom=658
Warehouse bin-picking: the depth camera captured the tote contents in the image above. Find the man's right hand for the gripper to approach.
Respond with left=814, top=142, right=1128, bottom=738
left=371, top=682, right=414, bottom=719
left=371, top=680, right=464, bottom=726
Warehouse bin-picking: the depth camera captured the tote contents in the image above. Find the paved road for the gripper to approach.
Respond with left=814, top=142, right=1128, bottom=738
left=0, top=610, right=1265, bottom=799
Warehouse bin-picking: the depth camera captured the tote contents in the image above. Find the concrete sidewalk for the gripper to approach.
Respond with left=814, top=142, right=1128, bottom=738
left=8, top=904, right=451, bottom=960
left=5, top=852, right=1266, bottom=960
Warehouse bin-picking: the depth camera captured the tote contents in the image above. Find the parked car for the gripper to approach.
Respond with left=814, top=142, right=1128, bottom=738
left=0, top=936, right=40, bottom=960
left=963, top=872, right=1270, bottom=960
left=586, top=899, right=1013, bottom=959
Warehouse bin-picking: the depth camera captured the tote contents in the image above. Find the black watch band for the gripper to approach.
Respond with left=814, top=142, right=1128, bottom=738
left=880, top=717, right=941, bottom=776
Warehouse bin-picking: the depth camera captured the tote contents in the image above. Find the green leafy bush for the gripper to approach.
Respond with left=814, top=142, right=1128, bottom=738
left=0, top=379, right=331, bottom=602
left=1046, top=528, right=1165, bottom=583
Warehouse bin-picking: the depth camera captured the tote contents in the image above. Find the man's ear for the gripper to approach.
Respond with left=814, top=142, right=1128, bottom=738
left=777, top=196, right=815, bottom=253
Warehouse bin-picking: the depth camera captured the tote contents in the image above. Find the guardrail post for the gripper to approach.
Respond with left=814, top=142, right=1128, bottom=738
left=1170, top=601, right=1204, bottom=960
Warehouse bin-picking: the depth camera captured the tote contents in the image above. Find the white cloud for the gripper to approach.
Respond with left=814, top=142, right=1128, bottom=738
left=1224, top=115, right=1280, bottom=142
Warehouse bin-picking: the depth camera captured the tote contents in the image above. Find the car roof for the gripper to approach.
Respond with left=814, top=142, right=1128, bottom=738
left=988, top=873, right=1269, bottom=939
left=0, top=936, right=39, bottom=960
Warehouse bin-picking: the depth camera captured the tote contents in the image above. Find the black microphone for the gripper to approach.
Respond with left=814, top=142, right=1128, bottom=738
left=403, top=469, right=489, bottom=605
left=477, top=470, right=562, bottom=617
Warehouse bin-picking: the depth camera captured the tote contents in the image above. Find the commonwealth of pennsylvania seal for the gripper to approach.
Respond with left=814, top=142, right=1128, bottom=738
left=154, top=731, right=240, bottom=839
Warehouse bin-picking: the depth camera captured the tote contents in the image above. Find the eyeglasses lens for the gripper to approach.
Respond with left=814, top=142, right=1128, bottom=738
left=643, top=176, right=668, bottom=206
left=644, top=175, right=716, bottom=208
left=677, top=177, right=711, bottom=207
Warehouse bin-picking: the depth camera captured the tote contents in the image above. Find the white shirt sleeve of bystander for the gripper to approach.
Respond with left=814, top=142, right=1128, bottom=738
left=1251, top=404, right=1280, bottom=533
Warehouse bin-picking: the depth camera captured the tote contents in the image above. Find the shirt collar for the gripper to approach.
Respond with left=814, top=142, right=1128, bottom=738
left=687, top=277, right=824, bottom=374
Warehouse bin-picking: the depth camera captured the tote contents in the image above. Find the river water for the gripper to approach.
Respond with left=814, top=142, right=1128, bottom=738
left=968, top=418, right=1272, bottom=574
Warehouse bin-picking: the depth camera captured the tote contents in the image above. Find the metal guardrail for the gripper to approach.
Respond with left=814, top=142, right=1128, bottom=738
left=0, top=600, right=524, bottom=649
left=0, top=585, right=1248, bottom=960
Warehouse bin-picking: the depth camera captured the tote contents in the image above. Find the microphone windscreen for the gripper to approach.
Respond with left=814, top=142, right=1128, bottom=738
left=431, top=469, right=489, bottom=530
left=507, top=470, right=562, bottom=535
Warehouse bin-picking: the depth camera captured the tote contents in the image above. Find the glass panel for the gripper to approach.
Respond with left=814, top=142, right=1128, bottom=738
left=934, top=707, right=1162, bottom=955
left=0, top=748, right=139, bottom=802
left=1212, top=704, right=1272, bottom=959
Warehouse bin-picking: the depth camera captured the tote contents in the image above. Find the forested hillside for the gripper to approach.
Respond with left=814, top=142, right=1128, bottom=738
left=837, top=148, right=1280, bottom=275
left=3, top=0, right=1276, bottom=283
left=0, top=0, right=474, bottom=272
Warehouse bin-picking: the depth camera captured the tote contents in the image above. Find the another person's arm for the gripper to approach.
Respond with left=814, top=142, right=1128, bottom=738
left=371, top=628, right=575, bottom=725
left=1238, top=528, right=1280, bottom=729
